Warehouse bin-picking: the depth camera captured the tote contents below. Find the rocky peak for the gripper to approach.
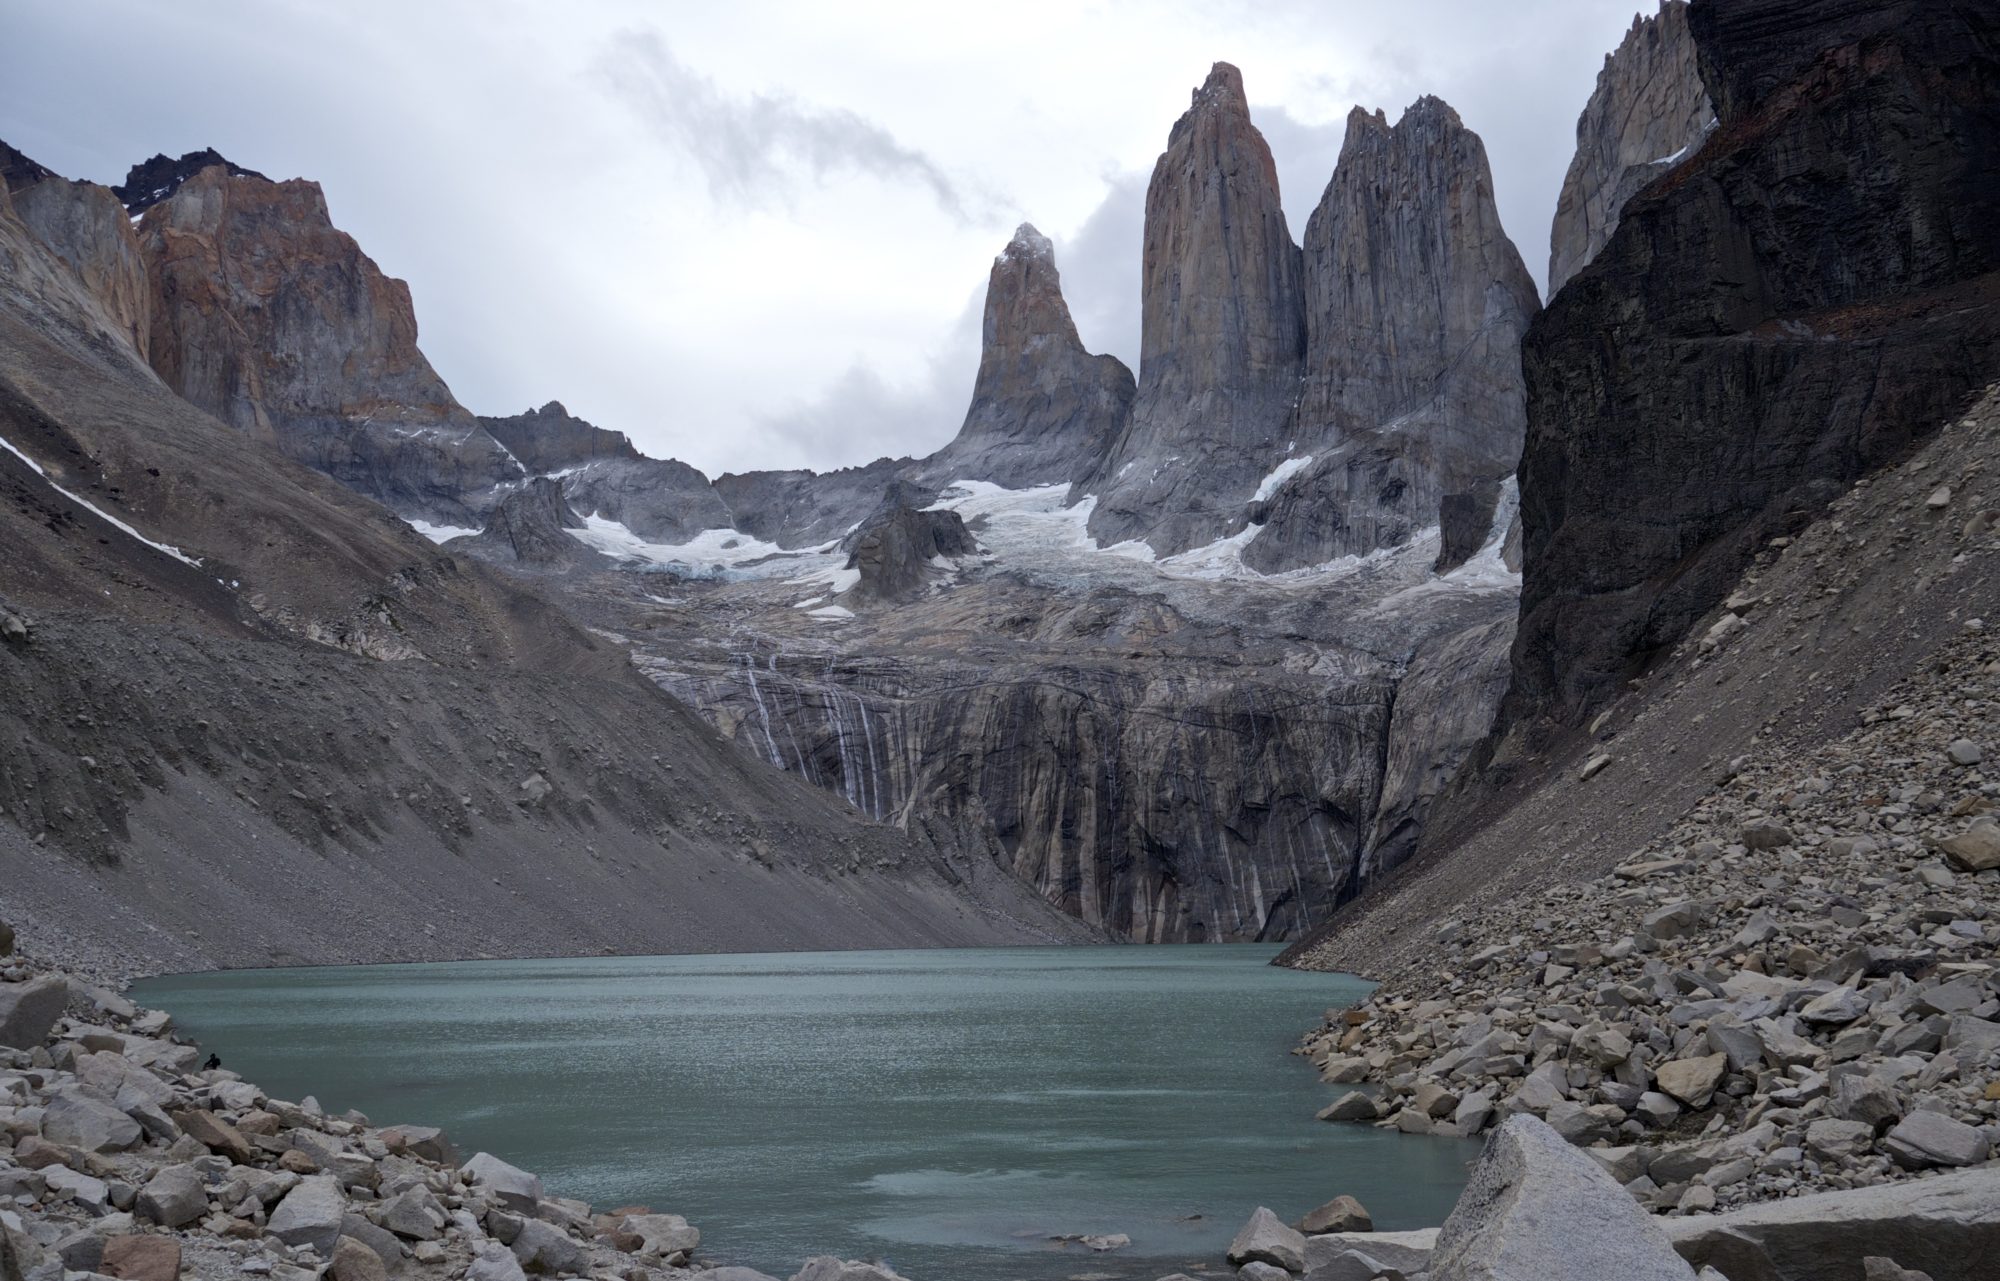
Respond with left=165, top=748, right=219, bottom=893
left=113, top=148, right=268, bottom=214
left=841, top=505, right=977, bottom=604
left=0, top=139, right=55, bottom=193
left=1245, top=94, right=1539, bottom=573
left=1078, top=60, right=1306, bottom=555
left=912, top=223, right=1133, bottom=490
left=479, top=401, right=641, bottom=475
left=139, top=164, right=517, bottom=523
left=1548, top=1, right=1714, bottom=294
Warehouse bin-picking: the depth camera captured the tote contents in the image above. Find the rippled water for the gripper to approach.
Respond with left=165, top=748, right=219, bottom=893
left=136, top=946, right=1474, bottom=1280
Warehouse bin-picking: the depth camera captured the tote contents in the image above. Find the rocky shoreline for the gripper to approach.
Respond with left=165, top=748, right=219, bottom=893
left=1287, top=615, right=2000, bottom=1234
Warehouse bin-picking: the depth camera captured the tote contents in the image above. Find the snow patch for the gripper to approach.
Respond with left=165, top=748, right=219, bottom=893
left=408, top=519, right=480, bottom=544
left=0, top=433, right=202, bottom=567
left=1252, top=454, right=1314, bottom=503
left=807, top=605, right=855, bottom=621
left=570, top=516, right=826, bottom=578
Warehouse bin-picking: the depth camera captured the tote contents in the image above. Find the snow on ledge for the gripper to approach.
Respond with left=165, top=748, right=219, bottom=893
left=1, top=433, right=202, bottom=567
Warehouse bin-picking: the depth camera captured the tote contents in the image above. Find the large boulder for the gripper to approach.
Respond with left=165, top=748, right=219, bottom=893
left=1307, top=1229, right=1439, bottom=1276
left=135, top=1164, right=207, bottom=1228
left=1228, top=1206, right=1307, bottom=1272
left=508, top=1219, right=585, bottom=1275
left=268, top=1174, right=347, bottom=1255
left=1667, top=1164, right=2000, bottom=1281
left=41, top=1088, right=143, bottom=1152
left=788, top=1261, right=908, bottom=1281
left=622, top=1214, right=699, bottom=1262
left=1883, top=1111, right=1992, bottom=1170
left=461, top=1152, right=544, bottom=1213
left=1429, top=1115, right=1695, bottom=1281
left=0, top=975, right=69, bottom=1049
left=99, top=1235, right=181, bottom=1281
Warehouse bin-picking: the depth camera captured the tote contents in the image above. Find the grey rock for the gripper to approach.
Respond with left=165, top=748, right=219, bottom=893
left=1665, top=1164, right=2000, bottom=1281
left=788, top=1260, right=908, bottom=1281
left=135, top=1163, right=206, bottom=1228
left=466, top=1244, right=528, bottom=1281
left=1319, top=1092, right=1381, bottom=1123
left=1306, top=1230, right=1437, bottom=1277
left=41, top=1088, right=142, bottom=1152
left=622, top=1213, right=699, bottom=1262
left=1228, top=1206, right=1307, bottom=1272
left=460, top=1153, right=543, bottom=1213
left=328, top=1237, right=387, bottom=1281
left=42, top=1165, right=110, bottom=1214
left=1547, top=1, right=1714, bottom=293
left=0, top=976, right=69, bottom=1050
left=1076, top=62, right=1305, bottom=559
left=1829, top=1072, right=1900, bottom=1128
left=268, top=1175, right=347, bottom=1255
left=1428, top=1116, right=1692, bottom=1281
left=1883, top=1111, right=1992, bottom=1169
left=840, top=505, right=977, bottom=604
left=507, top=1219, right=584, bottom=1275
left=1804, top=1118, right=1875, bottom=1160
left=1654, top=1053, right=1727, bottom=1109
left=447, top=478, right=606, bottom=573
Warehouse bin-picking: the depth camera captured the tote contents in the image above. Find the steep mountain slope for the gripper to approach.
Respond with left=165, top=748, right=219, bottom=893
left=1547, top=1, right=1714, bottom=295
left=0, top=159, right=1093, bottom=974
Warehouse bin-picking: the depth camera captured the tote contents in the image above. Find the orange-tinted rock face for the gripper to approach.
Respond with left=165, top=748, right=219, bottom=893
left=138, top=166, right=517, bottom=521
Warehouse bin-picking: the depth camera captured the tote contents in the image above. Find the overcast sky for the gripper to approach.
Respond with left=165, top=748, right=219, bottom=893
left=4, top=0, right=1653, bottom=477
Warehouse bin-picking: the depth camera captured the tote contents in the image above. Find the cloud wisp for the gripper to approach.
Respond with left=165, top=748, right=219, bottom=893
left=599, top=29, right=1003, bottom=226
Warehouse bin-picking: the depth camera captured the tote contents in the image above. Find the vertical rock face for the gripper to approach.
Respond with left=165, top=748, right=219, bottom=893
left=2, top=151, right=153, bottom=362
left=841, top=506, right=977, bottom=603
left=1245, top=99, right=1540, bottom=573
left=1548, top=2, right=1715, bottom=295
left=1508, top=0, right=2000, bottom=730
left=138, top=164, right=519, bottom=523
left=1080, top=62, right=1306, bottom=556
left=914, top=224, right=1133, bottom=489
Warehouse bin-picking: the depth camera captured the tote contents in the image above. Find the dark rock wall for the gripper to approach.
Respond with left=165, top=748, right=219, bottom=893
left=1509, top=0, right=2000, bottom=729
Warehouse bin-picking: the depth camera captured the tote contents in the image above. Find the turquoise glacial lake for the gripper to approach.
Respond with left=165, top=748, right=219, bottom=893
left=135, top=946, right=1474, bottom=1280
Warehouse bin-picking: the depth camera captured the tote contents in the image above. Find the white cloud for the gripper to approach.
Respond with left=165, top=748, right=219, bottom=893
left=1, top=0, right=1652, bottom=476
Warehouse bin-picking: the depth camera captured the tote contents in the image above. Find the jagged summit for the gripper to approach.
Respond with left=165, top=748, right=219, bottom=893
left=0, top=139, right=55, bottom=192
left=997, top=222, right=1053, bottom=264
left=1547, top=1, right=1713, bottom=294
left=912, top=222, right=1133, bottom=490
left=113, top=147, right=268, bottom=213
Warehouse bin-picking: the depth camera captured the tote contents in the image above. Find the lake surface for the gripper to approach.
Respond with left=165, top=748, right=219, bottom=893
left=135, top=946, right=1474, bottom=1280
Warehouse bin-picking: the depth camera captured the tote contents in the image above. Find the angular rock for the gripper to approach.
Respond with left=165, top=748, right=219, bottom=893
left=173, top=1108, right=256, bottom=1164
left=789, top=1260, right=907, bottom=1281
left=1666, top=1164, right=2000, bottom=1280
left=1429, top=1116, right=1694, bottom=1281
left=622, top=1213, right=699, bottom=1262
left=1654, top=1053, right=1727, bottom=1109
left=42, top=1087, right=143, bottom=1152
left=0, top=975, right=69, bottom=1049
left=1883, top=1111, right=1992, bottom=1169
left=1804, top=1118, right=1875, bottom=1160
left=912, top=224, right=1133, bottom=491
left=1227, top=1206, right=1307, bottom=1272
left=328, top=1237, right=387, bottom=1281
left=1938, top=826, right=2000, bottom=873
left=268, top=1175, right=347, bottom=1255
left=461, top=1152, right=544, bottom=1213
left=1547, top=1, right=1714, bottom=293
left=1306, top=1230, right=1438, bottom=1277
left=1299, top=1194, right=1373, bottom=1235
left=1319, top=1091, right=1380, bottom=1123
left=467, top=1244, right=529, bottom=1281
left=136, top=1164, right=207, bottom=1229
left=508, top=1219, right=585, bottom=1275
left=99, top=1235, right=181, bottom=1281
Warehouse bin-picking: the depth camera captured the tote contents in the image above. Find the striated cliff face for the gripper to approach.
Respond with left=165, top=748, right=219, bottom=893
left=1547, top=2, right=1714, bottom=296
left=137, top=164, right=519, bottom=523
left=914, top=224, right=1133, bottom=490
left=1247, top=98, right=1540, bottom=574
left=1079, top=62, right=1306, bottom=557
left=1508, top=0, right=2000, bottom=731
left=840, top=505, right=977, bottom=604
left=4, top=164, right=153, bottom=362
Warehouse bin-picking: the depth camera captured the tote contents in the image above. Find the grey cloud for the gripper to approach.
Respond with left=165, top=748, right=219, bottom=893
left=1054, top=170, right=1146, bottom=371
left=752, top=289, right=983, bottom=472
left=599, top=29, right=1001, bottom=224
